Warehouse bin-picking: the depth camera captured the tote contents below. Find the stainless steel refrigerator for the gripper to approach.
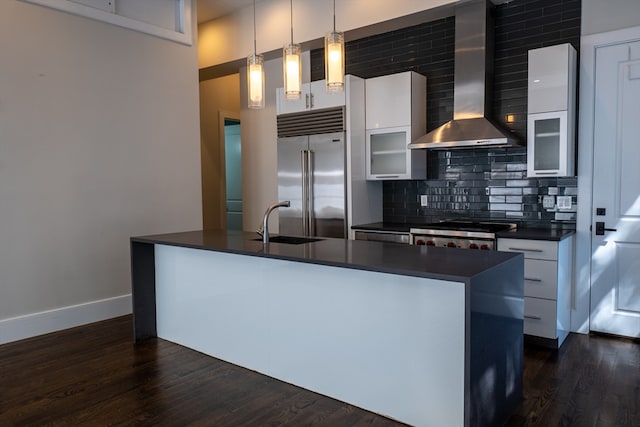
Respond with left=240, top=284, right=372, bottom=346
left=277, top=132, right=346, bottom=238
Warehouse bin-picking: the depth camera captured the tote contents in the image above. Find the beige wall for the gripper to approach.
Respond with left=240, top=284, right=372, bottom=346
left=0, top=2, right=202, bottom=326
left=199, top=74, right=241, bottom=230
left=582, top=0, right=640, bottom=36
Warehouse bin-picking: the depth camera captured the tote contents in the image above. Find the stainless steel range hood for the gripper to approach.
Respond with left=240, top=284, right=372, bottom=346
left=409, top=0, right=522, bottom=150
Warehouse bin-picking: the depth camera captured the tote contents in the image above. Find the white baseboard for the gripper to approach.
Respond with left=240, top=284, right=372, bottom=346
left=0, top=294, right=132, bottom=345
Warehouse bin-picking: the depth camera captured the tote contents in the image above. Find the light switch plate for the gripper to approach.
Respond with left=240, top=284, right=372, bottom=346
left=543, top=195, right=556, bottom=209
left=420, top=195, right=428, bottom=207
left=557, top=196, right=572, bottom=210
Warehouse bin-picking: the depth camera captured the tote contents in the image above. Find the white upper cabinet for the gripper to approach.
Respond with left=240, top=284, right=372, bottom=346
left=365, top=71, right=426, bottom=180
left=527, top=44, right=577, bottom=177
left=277, top=80, right=345, bottom=115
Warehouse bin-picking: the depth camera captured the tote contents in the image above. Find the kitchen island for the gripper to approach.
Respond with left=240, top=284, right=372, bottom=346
left=131, top=230, right=524, bottom=427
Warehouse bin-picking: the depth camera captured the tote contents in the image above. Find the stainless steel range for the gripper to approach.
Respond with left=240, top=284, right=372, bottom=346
left=410, top=221, right=517, bottom=250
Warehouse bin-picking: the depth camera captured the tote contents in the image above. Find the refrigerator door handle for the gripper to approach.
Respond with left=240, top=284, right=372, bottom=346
left=307, top=150, right=315, bottom=236
left=301, top=150, right=308, bottom=235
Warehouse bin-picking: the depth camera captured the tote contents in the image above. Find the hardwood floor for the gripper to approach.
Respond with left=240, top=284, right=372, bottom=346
left=1, top=316, right=638, bottom=426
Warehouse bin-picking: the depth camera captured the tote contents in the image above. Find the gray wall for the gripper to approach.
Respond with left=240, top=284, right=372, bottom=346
left=0, top=2, right=202, bottom=324
left=582, top=0, right=640, bottom=36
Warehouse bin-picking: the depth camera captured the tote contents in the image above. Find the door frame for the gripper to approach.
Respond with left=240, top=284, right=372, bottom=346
left=575, top=25, right=640, bottom=334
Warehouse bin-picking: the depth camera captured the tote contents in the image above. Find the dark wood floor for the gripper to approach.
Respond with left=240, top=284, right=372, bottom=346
left=1, top=316, right=638, bottom=426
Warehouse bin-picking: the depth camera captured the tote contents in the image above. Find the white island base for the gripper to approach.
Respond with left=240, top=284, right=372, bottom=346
left=142, top=242, right=523, bottom=427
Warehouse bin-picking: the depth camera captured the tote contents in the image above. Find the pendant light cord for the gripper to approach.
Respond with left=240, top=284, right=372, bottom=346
left=290, top=0, right=294, bottom=45
left=333, top=0, right=336, bottom=32
left=253, top=0, right=257, bottom=55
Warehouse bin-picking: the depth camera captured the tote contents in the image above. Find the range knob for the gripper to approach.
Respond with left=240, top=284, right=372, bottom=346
left=469, top=243, right=479, bottom=249
left=416, top=239, right=425, bottom=245
left=447, top=242, right=457, bottom=248
left=480, top=244, right=490, bottom=250
left=426, top=240, right=435, bottom=246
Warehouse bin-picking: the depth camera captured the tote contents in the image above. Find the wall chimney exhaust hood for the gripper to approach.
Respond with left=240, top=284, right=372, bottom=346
left=409, top=0, right=522, bottom=150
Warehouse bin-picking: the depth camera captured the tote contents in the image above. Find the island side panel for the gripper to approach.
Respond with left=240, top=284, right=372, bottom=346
left=468, top=254, right=524, bottom=427
left=130, top=240, right=157, bottom=341
left=154, top=244, right=467, bottom=427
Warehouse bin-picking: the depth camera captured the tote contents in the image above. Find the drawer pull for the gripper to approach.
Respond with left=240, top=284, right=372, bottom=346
left=509, top=247, right=543, bottom=252
left=524, top=315, right=542, bottom=321
left=525, top=277, right=542, bottom=282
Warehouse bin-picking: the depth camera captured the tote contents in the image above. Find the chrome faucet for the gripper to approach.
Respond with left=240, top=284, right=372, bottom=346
left=259, top=200, right=290, bottom=243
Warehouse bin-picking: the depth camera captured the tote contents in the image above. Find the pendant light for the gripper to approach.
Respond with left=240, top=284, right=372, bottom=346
left=325, top=0, right=344, bottom=93
left=247, top=0, right=265, bottom=109
left=283, top=0, right=302, bottom=100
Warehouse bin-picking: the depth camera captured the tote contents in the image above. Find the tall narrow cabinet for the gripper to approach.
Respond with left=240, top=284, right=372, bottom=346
left=527, top=44, right=577, bottom=177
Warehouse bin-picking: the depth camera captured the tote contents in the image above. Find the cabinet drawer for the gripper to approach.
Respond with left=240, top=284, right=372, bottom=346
left=524, top=297, right=557, bottom=339
left=524, top=259, right=558, bottom=299
left=498, top=238, right=558, bottom=261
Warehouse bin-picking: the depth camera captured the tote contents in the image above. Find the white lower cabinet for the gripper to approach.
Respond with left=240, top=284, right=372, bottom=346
left=498, top=236, right=574, bottom=348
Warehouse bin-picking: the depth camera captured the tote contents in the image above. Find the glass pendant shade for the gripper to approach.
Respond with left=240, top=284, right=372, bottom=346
left=325, top=31, right=344, bottom=93
left=247, top=53, right=265, bottom=109
left=283, top=43, right=302, bottom=100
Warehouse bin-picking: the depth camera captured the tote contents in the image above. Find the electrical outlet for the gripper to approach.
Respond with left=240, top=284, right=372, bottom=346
left=420, top=195, right=428, bottom=207
left=543, top=195, right=556, bottom=209
left=557, top=196, right=572, bottom=210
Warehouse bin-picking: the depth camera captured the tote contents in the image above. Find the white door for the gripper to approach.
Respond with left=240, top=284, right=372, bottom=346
left=589, top=39, right=640, bottom=337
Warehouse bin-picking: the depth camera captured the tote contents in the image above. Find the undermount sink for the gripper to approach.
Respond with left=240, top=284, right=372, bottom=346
left=253, top=236, right=324, bottom=245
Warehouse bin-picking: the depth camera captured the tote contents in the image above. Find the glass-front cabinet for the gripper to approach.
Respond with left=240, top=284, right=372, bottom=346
left=366, top=126, right=412, bottom=178
left=526, top=43, right=576, bottom=177
left=527, top=111, right=570, bottom=176
left=365, top=71, right=426, bottom=180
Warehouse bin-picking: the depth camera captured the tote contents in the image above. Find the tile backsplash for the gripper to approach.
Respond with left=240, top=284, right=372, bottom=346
left=383, top=148, right=577, bottom=228
left=311, top=0, right=581, bottom=229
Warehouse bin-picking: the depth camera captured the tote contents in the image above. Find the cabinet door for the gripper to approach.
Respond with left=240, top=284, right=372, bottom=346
left=524, top=297, right=558, bottom=339
left=366, top=126, right=411, bottom=179
left=527, top=111, right=568, bottom=177
left=276, top=85, right=309, bottom=115
left=528, top=44, right=572, bottom=114
left=366, top=73, right=412, bottom=129
left=524, top=259, right=558, bottom=300
left=308, top=80, right=345, bottom=110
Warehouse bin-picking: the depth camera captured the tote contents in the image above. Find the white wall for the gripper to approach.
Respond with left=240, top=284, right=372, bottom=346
left=198, top=0, right=456, bottom=69
left=0, top=1, right=202, bottom=342
left=582, top=0, right=640, bottom=36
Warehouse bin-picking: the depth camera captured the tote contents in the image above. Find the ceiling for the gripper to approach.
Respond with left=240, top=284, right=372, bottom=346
left=197, top=0, right=255, bottom=24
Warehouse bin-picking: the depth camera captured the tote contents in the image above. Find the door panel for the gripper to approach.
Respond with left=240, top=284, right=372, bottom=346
left=277, top=136, right=306, bottom=236
left=309, top=132, right=346, bottom=238
left=590, top=40, right=640, bottom=337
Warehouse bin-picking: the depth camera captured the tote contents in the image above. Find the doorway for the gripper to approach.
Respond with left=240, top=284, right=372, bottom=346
left=223, top=117, right=242, bottom=230
left=578, top=25, right=640, bottom=338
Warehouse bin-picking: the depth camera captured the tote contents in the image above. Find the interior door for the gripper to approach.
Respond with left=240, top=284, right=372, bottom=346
left=309, top=132, right=346, bottom=238
left=590, top=39, right=640, bottom=337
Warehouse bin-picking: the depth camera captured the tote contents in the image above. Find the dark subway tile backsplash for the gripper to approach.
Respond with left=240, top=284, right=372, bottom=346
left=311, top=0, right=580, bottom=229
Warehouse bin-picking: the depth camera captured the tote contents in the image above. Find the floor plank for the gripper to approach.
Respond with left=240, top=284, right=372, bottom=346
left=1, top=316, right=639, bottom=426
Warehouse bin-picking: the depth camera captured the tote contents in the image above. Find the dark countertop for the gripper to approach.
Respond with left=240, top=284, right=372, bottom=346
left=352, top=222, right=576, bottom=241
left=351, top=222, right=416, bottom=233
left=131, top=229, right=522, bottom=283
left=496, top=228, right=575, bottom=241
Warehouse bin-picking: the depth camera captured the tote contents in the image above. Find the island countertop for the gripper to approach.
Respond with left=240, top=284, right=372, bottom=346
left=132, top=229, right=522, bottom=283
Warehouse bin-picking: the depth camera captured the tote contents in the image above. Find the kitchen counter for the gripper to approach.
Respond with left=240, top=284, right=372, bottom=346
left=351, top=222, right=415, bottom=232
left=132, top=229, right=521, bottom=282
left=131, top=229, right=523, bottom=427
left=353, top=222, right=576, bottom=242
